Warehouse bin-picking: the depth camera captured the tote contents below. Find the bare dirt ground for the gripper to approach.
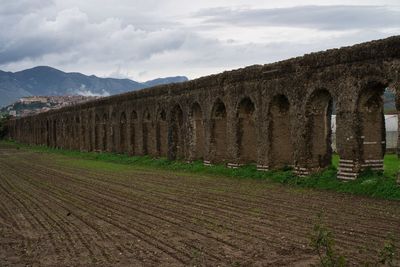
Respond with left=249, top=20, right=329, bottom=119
left=0, top=144, right=399, bottom=266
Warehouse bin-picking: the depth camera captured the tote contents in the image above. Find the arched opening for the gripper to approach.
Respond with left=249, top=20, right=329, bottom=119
left=53, top=120, right=57, bottom=147
left=89, top=116, right=94, bottom=151
left=119, top=112, right=127, bottom=153
left=131, top=111, right=138, bottom=154
left=237, top=97, right=256, bottom=163
left=72, top=117, right=76, bottom=149
left=69, top=118, right=73, bottom=146
left=396, top=88, right=400, bottom=157
left=95, top=115, right=101, bottom=151
left=170, top=105, right=184, bottom=160
left=60, top=120, right=65, bottom=147
left=211, top=99, right=227, bottom=163
left=66, top=119, right=71, bottom=149
left=269, top=95, right=293, bottom=168
left=74, top=116, right=80, bottom=150
left=191, top=102, right=205, bottom=160
left=25, top=121, right=30, bottom=143
left=40, top=121, right=43, bottom=145
left=40, top=120, right=43, bottom=145
left=102, top=114, right=108, bottom=151
left=142, top=110, right=152, bottom=155
left=43, top=121, right=46, bottom=145
left=357, top=85, right=385, bottom=169
left=306, top=90, right=334, bottom=168
left=110, top=112, right=117, bottom=152
left=80, top=118, right=85, bottom=150
left=46, top=120, right=50, bottom=146
left=156, top=109, right=168, bottom=157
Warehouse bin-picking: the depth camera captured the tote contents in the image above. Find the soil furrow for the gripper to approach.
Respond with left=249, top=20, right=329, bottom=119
left=14, top=155, right=396, bottom=264
left=46, top=160, right=400, bottom=231
left=20, top=158, right=313, bottom=254
left=10, top=164, right=190, bottom=265
left=0, top=163, right=86, bottom=263
left=1, top=146, right=399, bottom=266
left=37, top=160, right=397, bottom=254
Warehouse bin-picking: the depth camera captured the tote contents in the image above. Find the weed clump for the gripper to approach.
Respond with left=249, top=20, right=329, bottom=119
left=378, top=234, right=396, bottom=267
left=310, top=214, right=346, bottom=267
left=310, top=214, right=398, bottom=266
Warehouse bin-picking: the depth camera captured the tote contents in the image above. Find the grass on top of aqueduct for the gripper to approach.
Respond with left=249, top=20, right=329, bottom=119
left=2, top=140, right=399, bottom=201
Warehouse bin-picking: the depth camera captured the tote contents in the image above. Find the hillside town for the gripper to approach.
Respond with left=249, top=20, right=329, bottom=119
left=0, top=95, right=101, bottom=118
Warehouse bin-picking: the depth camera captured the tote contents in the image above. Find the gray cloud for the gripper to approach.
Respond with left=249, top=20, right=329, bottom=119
left=0, top=0, right=54, bottom=15
left=0, top=1, right=399, bottom=81
left=195, top=5, right=400, bottom=30
left=0, top=7, right=187, bottom=65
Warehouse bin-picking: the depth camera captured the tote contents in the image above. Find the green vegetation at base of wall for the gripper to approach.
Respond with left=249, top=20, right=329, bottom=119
left=2, top=140, right=399, bottom=200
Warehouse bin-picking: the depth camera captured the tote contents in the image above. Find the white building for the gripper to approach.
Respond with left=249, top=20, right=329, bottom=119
left=331, top=115, right=398, bottom=152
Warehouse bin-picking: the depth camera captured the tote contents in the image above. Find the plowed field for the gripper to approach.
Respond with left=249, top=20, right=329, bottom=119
left=0, top=144, right=399, bottom=266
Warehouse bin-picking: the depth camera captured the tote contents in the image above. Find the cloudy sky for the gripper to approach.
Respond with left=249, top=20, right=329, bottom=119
left=0, top=0, right=399, bottom=81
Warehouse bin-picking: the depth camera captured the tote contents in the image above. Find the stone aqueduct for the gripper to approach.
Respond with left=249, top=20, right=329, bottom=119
left=6, top=36, right=400, bottom=179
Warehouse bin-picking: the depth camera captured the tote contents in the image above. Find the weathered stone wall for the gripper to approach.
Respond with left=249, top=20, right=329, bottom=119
left=6, top=36, right=400, bottom=179
left=397, top=90, right=400, bottom=157
left=396, top=83, right=400, bottom=184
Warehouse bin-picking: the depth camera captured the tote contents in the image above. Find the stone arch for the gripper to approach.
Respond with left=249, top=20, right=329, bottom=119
left=60, top=119, right=65, bottom=147
left=65, top=117, right=71, bottom=149
left=39, top=119, right=43, bottom=145
left=80, top=115, right=86, bottom=150
left=67, top=117, right=72, bottom=148
left=40, top=120, right=44, bottom=145
left=42, top=120, right=47, bottom=145
left=34, top=119, right=38, bottom=144
left=88, top=113, right=94, bottom=151
left=102, top=113, right=108, bottom=151
left=169, top=104, right=184, bottom=160
left=95, top=114, right=101, bottom=151
left=269, top=94, right=293, bottom=168
left=190, top=102, right=205, bottom=160
left=52, top=119, right=57, bottom=147
left=142, top=109, right=153, bottom=155
left=118, top=112, right=127, bottom=153
left=130, top=110, right=138, bottom=155
left=356, top=83, right=385, bottom=169
left=210, top=99, right=228, bottom=163
left=46, top=120, right=50, bottom=146
left=305, top=89, right=334, bottom=169
left=71, top=117, right=76, bottom=149
left=237, top=97, right=256, bottom=163
left=396, top=86, right=400, bottom=157
left=119, top=112, right=127, bottom=153
left=156, top=108, right=168, bottom=157
left=22, top=119, right=25, bottom=142
left=110, top=111, right=117, bottom=152
left=74, top=116, right=80, bottom=150
left=59, top=118, right=63, bottom=148
left=35, top=119, right=39, bottom=144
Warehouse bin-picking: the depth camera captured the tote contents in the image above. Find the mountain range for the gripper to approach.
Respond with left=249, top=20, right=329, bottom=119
left=0, top=66, right=188, bottom=107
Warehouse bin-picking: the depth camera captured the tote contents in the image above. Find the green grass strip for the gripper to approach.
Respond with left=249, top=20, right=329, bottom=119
left=1, top=140, right=399, bottom=200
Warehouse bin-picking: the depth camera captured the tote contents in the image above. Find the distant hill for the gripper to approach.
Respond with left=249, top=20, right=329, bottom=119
left=142, top=76, right=188, bottom=87
left=0, top=66, right=188, bottom=107
left=384, top=88, right=396, bottom=113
